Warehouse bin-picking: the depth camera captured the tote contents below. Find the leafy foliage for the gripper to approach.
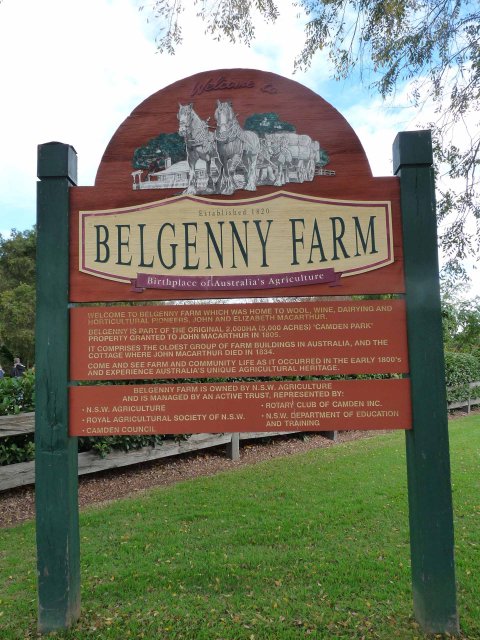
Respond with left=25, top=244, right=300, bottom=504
left=78, top=433, right=189, bottom=458
left=140, top=0, right=280, bottom=54
left=0, top=229, right=36, bottom=364
left=0, top=228, right=36, bottom=293
left=442, top=294, right=480, bottom=357
left=0, top=435, right=35, bottom=466
left=442, top=289, right=480, bottom=402
left=0, top=432, right=181, bottom=466
left=0, top=370, right=35, bottom=415
left=0, top=283, right=36, bottom=365
left=444, top=351, right=480, bottom=403
left=142, top=0, right=480, bottom=277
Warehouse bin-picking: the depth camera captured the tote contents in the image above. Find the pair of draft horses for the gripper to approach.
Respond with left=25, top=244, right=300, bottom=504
left=177, top=100, right=260, bottom=195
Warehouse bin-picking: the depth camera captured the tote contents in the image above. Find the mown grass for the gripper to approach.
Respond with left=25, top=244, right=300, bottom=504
left=0, top=414, right=479, bottom=639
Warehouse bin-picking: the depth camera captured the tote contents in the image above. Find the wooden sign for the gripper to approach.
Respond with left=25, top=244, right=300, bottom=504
left=36, top=72, right=458, bottom=634
left=67, top=68, right=411, bottom=434
left=70, top=299, right=409, bottom=380
left=69, top=378, right=412, bottom=436
left=69, top=69, right=404, bottom=302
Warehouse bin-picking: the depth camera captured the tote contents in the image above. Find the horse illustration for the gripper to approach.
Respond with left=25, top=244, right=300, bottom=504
left=256, top=139, right=278, bottom=185
left=214, top=100, right=261, bottom=194
left=265, top=134, right=292, bottom=186
left=177, top=103, right=218, bottom=194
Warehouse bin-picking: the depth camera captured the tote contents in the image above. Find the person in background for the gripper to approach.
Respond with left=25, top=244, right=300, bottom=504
left=0, top=364, right=4, bottom=379
left=11, top=357, right=26, bottom=377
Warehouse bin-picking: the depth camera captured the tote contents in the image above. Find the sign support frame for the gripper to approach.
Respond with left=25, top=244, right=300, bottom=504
left=35, top=142, right=81, bottom=633
left=32, top=129, right=458, bottom=635
left=393, top=130, right=459, bottom=634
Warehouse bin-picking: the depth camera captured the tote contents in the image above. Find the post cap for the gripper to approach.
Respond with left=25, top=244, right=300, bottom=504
left=37, top=142, right=78, bottom=183
left=392, top=130, right=433, bottom=175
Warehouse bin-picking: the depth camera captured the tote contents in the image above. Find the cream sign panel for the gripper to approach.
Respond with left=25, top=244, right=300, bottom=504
left=79, top=192, right=393, bottom=291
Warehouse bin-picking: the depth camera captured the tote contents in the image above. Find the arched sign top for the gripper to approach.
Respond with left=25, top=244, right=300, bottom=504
left=95, top=68, right=373, bottom=197
left=71, top=67, right=402, bottom=302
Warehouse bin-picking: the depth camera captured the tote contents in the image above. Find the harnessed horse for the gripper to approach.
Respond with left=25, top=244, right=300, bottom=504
left=266, top=134, right=292, bottom=186
left=177, top=103, right=217, bottom=194
left=214, top=100, right=260, bottom=194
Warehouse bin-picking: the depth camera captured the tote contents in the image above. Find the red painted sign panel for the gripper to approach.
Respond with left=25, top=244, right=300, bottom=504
left=69, top=378, right=412, bottom=436
left=70, top=300, right=409, bottom=380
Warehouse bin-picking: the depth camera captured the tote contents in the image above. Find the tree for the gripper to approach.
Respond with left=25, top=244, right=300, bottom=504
left=244, top=112, right=296, bottom=135
left=442, top=293, right=480, bottom=358
left=0, top=229, right=36, bottom=366
left=133, top=132, right=186, bottom=171
left=142, top=0, right=479, bottom=280
left=0, top=228, right=36, bottom=294
left=0, top=284, right=36, bottom=367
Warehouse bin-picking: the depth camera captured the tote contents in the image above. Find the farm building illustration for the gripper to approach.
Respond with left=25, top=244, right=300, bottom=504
left=132, top=101, right=334, bottom=195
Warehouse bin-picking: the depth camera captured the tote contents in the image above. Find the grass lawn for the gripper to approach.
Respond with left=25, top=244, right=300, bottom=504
left=0, top=414, right=478, bottom=639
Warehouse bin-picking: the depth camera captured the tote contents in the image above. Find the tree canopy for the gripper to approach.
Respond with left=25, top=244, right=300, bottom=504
left=133, top=132, right=186, bottom=171
left=442, top=292, right=480, bottom=358
left=244, top=112, right=296, bottom=135
left=142, top=0, right=479, bottom=280
left=0, top=229, right=36, bottom=366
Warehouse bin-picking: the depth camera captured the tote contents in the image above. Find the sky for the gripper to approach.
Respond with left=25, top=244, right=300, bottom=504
left=0, top=0, right=477, bottom=294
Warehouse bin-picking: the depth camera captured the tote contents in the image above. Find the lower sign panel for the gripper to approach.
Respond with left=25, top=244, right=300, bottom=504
left=69, top=378, right=411, bottom=436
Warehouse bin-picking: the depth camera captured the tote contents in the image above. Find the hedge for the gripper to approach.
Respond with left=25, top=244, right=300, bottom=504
left=444, top=351, right=480, bottom=403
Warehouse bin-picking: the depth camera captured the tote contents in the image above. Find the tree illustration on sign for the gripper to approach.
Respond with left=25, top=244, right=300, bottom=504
left=132, top=133, right=186, bottom=172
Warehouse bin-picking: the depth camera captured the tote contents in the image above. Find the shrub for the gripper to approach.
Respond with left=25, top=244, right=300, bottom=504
left=0, top=370, right=35, bottom=415
left=0, top=435, right=35, bottom=465
left=77, top=434, right=188, bottom=458
left=444, top=351, right=480, bottom=403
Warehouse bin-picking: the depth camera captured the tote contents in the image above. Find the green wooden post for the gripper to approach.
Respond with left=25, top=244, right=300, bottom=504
left=35, top=142, right=80, bottom=633
left=393, top=131, right=459, bottom=634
